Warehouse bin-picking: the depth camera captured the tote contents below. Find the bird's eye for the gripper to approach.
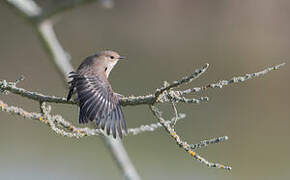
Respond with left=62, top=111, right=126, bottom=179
left=110, top=56, right=114, bottom=59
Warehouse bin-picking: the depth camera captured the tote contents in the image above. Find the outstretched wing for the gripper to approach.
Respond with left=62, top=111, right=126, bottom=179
left=67, top=72, right=127, bottom=138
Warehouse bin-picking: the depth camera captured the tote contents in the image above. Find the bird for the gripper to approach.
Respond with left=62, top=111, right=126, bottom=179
left=66, top=50, right=127, bottom=138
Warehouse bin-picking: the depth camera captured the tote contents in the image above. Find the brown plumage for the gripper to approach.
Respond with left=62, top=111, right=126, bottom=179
left=67, top=50, right=127, bottom=138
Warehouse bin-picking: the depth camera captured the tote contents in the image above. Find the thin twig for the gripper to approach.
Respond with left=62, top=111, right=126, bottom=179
left=190, top=136, right=229, bottom=150
left=128, top=113, right=186, bottom=135
left=155, top=63, right=209, bottom=99
left=150, top=105, right=231, bottom=170
left=170, top=102, right=178, bottom=127
left=178, top=63, right=286, bottom=95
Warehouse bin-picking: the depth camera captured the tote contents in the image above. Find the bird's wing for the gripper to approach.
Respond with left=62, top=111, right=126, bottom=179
left=68, top=72, right=127, bottom=138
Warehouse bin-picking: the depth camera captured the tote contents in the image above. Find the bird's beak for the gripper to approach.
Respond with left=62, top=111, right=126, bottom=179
left=119, top=56, right=125, bottom=60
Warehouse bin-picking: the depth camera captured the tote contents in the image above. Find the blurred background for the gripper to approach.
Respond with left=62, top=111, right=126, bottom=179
left=0, top=0, right=289, bottom=179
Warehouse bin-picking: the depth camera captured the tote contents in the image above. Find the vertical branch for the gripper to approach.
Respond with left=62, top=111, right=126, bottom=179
left=36, top=13, right=141, bottom=180
left=37, top=20, right=74, bottom=81
left=104, top=139, right=141, bottom=180
left=7, top=0, right=42, bottom=17
left=6, top=0, right=141, bottom=179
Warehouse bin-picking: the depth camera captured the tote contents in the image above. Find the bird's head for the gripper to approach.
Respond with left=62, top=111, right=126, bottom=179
left=98, top=50, right=125, bottom=62
left=95, top=50, right=125, bottom=77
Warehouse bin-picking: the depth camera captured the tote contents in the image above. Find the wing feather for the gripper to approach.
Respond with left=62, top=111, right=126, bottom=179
left=111, top=109, right=117, bottom=139
left=67, top=72, right=127, bottom=138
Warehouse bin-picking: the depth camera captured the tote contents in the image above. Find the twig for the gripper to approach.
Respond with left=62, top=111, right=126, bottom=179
left=190, top=136, right=229, bottom=150
left=170, top=102, right=178, bottom=127
left=178, top=63, right=286, bottom=95
left=150, top=105, right=231, bottom=170
left=128, top=113, right=186, bottom=135
left=155, top=63, right=209, bottom=99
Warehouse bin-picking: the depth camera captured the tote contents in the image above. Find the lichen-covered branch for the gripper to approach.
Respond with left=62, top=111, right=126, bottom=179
left=178, top=63, right=286, bottom=95
left=190, top=136, right=229, bottom=150
left=0, top=79, right=74, bottom=104
left=0, top=99, right=174, bottom=137
left=0, top=62, right=285, bottom=171
left=149, top=105, right=231, bottom=170
left=1, top=63, right=284, bottom=107
left=155, top=63, right=209, bottom=99
left=128, top=113, right=186, bottom=135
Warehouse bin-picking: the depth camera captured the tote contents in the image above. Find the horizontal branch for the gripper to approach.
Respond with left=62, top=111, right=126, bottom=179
left=0, top=99, right=173, bottom=137
left=0, top=79, right=74, bottom=104
left=0, top=98, right=230, bottom=170
left=0, top=62, right=285, bottom=171
left=1, top=63, right=284, bottom=107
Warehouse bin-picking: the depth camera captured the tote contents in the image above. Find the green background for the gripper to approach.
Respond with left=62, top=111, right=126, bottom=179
left=0, top=0, right=289, bottom=179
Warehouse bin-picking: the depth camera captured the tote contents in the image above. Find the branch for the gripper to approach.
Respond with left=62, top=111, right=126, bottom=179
left=37, top=20, right=74, bottom=81
left=178, top=63, right=286, bottom=95
left=0, top=100, right=174, bottom=138
left=7, top=0, right=42, bottom=18
left=155, top=63, right=209, bottom=99
left=40, top=0, right=114, bottom=20
left=0, top=79, right=74, bottom=104
left=0, top=63, right=285, bottom=106
left=190, top=136, right=229, bottom=150
left=0, top=62, right=285, bottom=171
left=128, top=113, right=186, bottom=135
left=150, top=105, right=231, bottom=170
left=7, top=0, right=114, bottom=23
